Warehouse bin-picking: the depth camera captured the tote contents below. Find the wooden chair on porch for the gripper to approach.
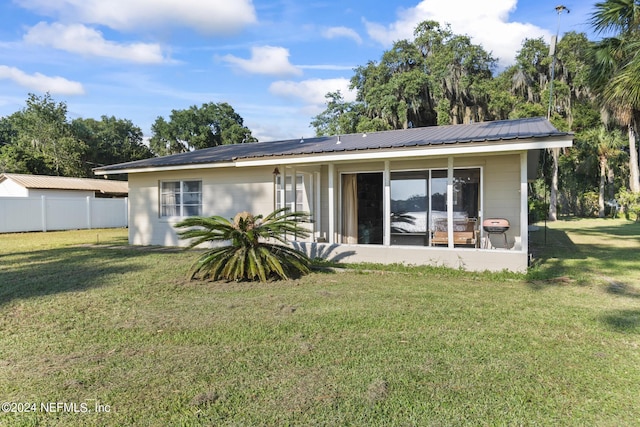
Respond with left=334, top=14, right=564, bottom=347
left=429, top=217, right=479, bottom=248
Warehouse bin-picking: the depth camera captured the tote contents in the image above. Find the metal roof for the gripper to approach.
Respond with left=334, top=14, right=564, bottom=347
left=94, top=117, right=572, bottom=173
left=0, top=173, right=128, bottom=194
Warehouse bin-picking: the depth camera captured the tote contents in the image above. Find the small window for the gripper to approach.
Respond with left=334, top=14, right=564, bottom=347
left=275, top=174, right=304, bottom=212
left=160, top=180, right=202, bottom=217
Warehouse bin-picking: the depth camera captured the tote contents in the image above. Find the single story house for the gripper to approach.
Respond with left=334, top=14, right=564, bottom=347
left=0, top=173, right=128, bottom=198
left=94, top=117, right=573, bottom=272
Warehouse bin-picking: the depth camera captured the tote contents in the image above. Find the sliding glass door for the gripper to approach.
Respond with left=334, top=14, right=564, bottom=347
left=342, top=168, right=480, bottom=247
left=342, top=173, right=383, bottom=244
left=390, top=171, right=429, bottom=246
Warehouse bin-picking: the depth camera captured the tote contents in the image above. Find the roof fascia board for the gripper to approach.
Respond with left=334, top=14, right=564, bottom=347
left=235, top=138, right=572, bottom=167
left=95, top=161, right=237, bottom=175
left=96, top=137, right=572, bottom=174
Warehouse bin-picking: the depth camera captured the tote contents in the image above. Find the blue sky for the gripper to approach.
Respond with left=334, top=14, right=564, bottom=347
left=0, top=0, right=598, bottom=143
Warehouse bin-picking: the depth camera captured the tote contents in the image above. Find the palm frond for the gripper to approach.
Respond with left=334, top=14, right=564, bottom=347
left=176, top=208, right=313, bottom=282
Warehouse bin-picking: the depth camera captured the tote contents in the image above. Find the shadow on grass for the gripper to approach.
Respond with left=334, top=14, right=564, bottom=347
left=291, top=242, right=356, bottom=263
left=527, top=221, right=639, bottom=290
left=606, top=282, right=640, bottom=299
left=565, top=221, right=640, bottom=241
left=600, top=309, right=640, bottom=334
left=0, top=246, right=145, bottom=307
left=527, top=226, right=584, bottom=285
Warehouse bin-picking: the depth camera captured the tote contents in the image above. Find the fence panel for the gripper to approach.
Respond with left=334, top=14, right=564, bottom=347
left=91, top=198, right=128, bottom=228
left=45, top=197, right=87, bottom=231
left=0, top=196, right=128, bottom=233
left=0, top=197, right=43, bottom=232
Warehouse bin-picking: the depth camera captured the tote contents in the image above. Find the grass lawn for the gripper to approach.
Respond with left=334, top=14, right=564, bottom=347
left=0, top=220, right=639, bottom=426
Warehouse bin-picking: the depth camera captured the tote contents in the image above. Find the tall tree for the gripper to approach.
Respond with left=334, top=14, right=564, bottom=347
left=0, top=93, right=85, bottom=176
left=149, top=102, right=256, bottom=156
left=590, top=0, right=640, bottom=193
left=71, top=116, right=153, bottom=176
left=347, top=21, right=495, bottom=132
left=414, top=22, right=496, bottom=125
left=582, top=126, right=626, bottom=216
left=310, top=91, right=364, bottom=136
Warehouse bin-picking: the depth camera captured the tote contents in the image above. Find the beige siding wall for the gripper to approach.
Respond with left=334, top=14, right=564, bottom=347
left=482, top=154, right=521, bottom=248
left=294, top=242, right=528, bottom=272
left=128, top=167, right=274, bottom=246
left=127, top=152, right=526, bottom=268
left=310, top=154, right=522, bottom=247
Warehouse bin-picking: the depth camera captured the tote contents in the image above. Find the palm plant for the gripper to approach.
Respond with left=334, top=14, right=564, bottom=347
left=590, top=0, right=640, bottom=193
left=175, top=208, right=311, bottom=282
left=582, top=126, right=626, bottom=217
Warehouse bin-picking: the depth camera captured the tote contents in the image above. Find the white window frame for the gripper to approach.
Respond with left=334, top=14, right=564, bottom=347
left=159, top=180, right=202, bottom=218
left=275, top=173, right=306, bottom=212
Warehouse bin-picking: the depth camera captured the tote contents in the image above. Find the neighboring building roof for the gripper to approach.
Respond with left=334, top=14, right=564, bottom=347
left=0, top=173, right=128, bottom=195
left=94, top=117, right=573, bottom=174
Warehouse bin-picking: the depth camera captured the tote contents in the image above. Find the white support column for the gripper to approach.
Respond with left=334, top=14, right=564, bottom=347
left=383, top=160, right=391, bottom=246
left=273, top=169, right=278, bottom=210
left=280, top=165, right=286, bottom=212
left=315, top=171, right=321, bottom=241
left=124, top=197, right=129, bottom=228
left=290, top=167, right=297, bottom=212
left=328, top=163, right=335, bottom=244
left=520, top=152, right=528, bottom=253
left=447, top=157, right=454, bottom=248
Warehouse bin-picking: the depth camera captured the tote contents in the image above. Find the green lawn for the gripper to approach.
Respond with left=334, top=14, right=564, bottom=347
left=0, top=220, right=639, bottom=426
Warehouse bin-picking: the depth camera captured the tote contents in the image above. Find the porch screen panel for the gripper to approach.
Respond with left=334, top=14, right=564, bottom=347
left=453, top=169, right=480, bottom=219
left=342, top=174, right=358, bottom=244
left=429, top=168, right=480, bottom=247
left=390, top=171, right=428, bottom=246
left=275, top=174, right=305, bottom=212
left=430, top=170, right=448, bottom=234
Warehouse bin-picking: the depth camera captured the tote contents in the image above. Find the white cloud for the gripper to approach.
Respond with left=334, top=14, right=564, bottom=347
left=222, top=46, right=302, bottom=77
left=299, top=65, right=355, bottom=71
left=364, top=0, right=550, bottom=68
left=14, top=0, right=257, bottom=34
left=269, top=78, right=356, bottom=109
left=0, top=65, right=85, bottom=95
left=322, top=26, right=363, bottom=44
left=24, top=22, right=166, bottom=64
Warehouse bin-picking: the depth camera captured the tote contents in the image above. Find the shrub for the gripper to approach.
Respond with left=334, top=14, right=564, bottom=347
left=175, top=208, right=312, bottom=282
left=578, top=191, right=599, bottom=217
left=616, top=188, right=640, bottom=222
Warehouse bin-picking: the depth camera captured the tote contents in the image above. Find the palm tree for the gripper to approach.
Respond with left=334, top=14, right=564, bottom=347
left=590, top=0, right=640, bottom=193
left=175, top=208, right=311, bottom=282
left=582, top=126, right=626, bottom=217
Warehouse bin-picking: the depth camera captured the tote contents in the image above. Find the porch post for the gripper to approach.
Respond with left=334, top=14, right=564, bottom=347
left=383, top=160, right=391, bottom=246
left=520, top=152, right=528, bottom=253
left=290, top=167, right=297, bottom=212
left=447, top=157, right=454, bottom=248
left=314, top=171, right=321, bottom=241
left=328, top=163, right=335, bottom=244
left=279, top=164, right=286, bottom=211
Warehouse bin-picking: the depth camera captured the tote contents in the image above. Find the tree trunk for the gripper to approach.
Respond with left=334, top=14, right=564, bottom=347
left=629, top=124, right=640, bottom=193
left=548, top=147, right=559, bottom=221
left=607, top=165, right=615, bottom=201
left=599, top=156, right=606, bottom=218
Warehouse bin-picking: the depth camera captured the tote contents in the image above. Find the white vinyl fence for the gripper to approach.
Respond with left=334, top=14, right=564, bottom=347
left=0, top=196, right=128, bottom=233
